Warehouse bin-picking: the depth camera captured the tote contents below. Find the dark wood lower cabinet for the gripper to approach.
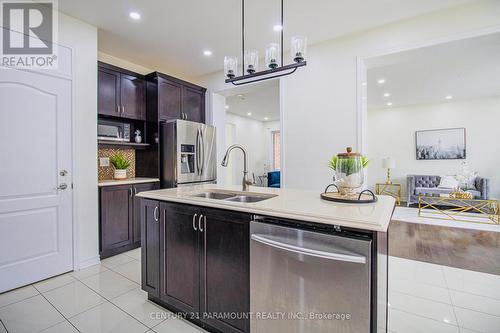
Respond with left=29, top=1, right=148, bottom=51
left=141, top=201, right=250, bottom=333
left=99, top=182, right=159, bottom=258
left=201, top=208, right=250, bottom=333
left=141, top=199, right=160, bottom=297
left=160, top=203, right=200, bottom=314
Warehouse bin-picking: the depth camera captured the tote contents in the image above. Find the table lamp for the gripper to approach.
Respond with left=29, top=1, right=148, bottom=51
left=382, top=157, right=396, bottom=184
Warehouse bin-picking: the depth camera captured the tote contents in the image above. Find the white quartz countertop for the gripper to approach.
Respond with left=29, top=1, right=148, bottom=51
left=98, top=178, right=160, bottom=187
left=136, top=184, right=395, bottom=232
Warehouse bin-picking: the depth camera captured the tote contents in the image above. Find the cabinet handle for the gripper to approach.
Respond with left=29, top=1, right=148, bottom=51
left=185, top=112, right=188, bottom=120
left=129, top=188, right=133, bottom=197
left=154, top=206, right=159, bottom=222
left=134, top=187, right=137, bottom=196
left=122, top=106, right=125, bottom=114
left=198, top=214, right=204, bottom=232
left=116, top=105, right=120, bottom=114
left=192, top=213, right=198, bottom=231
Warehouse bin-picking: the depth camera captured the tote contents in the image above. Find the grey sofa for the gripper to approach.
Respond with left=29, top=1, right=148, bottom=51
left=406, top=175, right=490, bottom=206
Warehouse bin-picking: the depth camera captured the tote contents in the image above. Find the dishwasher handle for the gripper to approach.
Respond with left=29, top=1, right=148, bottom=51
left=251, top=234, right=367, bottom=264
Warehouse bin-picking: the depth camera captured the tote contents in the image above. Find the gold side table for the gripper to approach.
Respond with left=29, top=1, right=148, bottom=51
left=375, top=183, right=401, bottom=205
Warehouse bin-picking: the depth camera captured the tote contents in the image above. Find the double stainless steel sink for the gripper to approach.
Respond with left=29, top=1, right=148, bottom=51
left=190, top=190, right=277, bottom=203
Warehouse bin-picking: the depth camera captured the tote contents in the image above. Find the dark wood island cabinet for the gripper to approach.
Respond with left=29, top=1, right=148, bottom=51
left=140, top=200, right=251, bottom=333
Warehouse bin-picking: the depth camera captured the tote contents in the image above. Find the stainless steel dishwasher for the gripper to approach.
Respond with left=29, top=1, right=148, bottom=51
left=250, top=219, right=372, bottom=333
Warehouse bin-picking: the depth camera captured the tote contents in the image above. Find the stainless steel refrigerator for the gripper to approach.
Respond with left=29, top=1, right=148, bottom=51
left=160, top=120, right=217, bottom=188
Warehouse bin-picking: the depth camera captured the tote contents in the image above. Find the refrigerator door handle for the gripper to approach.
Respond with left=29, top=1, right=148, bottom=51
left=196, top=129, right=201, bottom=176
left=199, top=128, right=205, bottom=175
left=251, top=234, right=367, bottom=264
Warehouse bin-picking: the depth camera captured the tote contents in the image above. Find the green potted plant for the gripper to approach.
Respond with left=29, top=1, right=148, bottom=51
left=328, top=147, right=369, bottom=196
left=109, top=153, right=131, bottom=180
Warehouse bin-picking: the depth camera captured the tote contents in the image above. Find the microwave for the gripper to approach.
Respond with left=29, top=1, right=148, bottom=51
left=98, top=120, right=130, bottom=142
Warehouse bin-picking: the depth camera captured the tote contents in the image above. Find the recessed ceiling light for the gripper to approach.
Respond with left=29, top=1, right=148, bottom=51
left=273, top=24, right=283, bottom=31
left=383, top=93, right=390, bottom=97
left=129, top=12, right=141, bottom=20
left=445, top=95, right=453, bottom=100
left=203, top=50, right=212, bottom=56
left=224, top=105, right=229, bottom=110
left=264, top=117, right=269, bottom=121
left=377, top=79, right=386, bottom=84
left=247, top=112, right=252, bottom=116
left=386, top=102, right=393, bottom=106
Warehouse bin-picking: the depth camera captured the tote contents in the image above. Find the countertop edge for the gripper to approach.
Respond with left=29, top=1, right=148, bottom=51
left=137, top=192, right=392, bottom=232
left=98, top=178, right=160, bottom=187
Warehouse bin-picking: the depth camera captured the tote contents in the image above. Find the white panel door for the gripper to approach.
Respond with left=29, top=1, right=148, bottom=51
left=0, top=67, right=73, bottom=292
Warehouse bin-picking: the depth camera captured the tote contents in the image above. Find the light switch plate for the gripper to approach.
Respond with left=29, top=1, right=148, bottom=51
left=99, top=157, right=110, bottom=167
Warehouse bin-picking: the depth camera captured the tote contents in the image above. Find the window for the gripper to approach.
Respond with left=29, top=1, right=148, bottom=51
left=272, top=130, right=281, bottom=170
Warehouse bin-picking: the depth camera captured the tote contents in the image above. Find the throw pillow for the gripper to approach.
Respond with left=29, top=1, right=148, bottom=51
left=438, top=175, right=459, bottom=189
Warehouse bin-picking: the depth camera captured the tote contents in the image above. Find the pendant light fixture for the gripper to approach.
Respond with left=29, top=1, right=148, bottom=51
left=224, top=0, right=307, bottom=86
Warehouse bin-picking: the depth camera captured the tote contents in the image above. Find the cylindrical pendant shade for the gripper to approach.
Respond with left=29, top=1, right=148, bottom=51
left=291, top=36, right=307, bottom=63
left=244, top=50, right=259, bottom=74
left=224, top=56, right=238, bottom=78
left=265, top=43, right=279, bottom=69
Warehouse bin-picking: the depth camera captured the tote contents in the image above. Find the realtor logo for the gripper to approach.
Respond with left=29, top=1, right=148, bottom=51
left=1, top=0, right=58, bottom=69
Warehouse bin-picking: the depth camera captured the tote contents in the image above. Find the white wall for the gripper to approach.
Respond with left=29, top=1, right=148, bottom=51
left=58, top=13, right=99, bottom=268
left=367, top=97, right=500, bottom=198
left=224, top=113, right=270, bottom=186
left=196, top=0, right=500, bottom=191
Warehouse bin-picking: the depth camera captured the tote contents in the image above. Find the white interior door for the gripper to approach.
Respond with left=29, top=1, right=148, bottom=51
left=0, top=67, right=73, bottom=292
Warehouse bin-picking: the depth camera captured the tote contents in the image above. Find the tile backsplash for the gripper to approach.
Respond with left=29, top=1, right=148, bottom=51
left=98, top=148, right=135, bottom=180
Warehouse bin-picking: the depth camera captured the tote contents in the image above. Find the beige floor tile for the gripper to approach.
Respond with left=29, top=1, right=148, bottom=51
left=0, top=285, right=39, bottom=308
left=69, top=302, right=148, bottom=333
left=153, top=317, right=208, bottom=333
left=125, top=248, right=142, bottom=261
left=111, top=288, right=168, bottom=328
left=39, top=320, right=79, bottom=333
left=0, top=295, right=65, bottom=332
left=33, top=273, right=77, bottom=293
left=72, top=263, right=109, bottom=280
left=101, top=253, right=135, bottom=268
left=43, top=280, right=106, bottom=318
left=111, top=260, right=141, bottom=284
left=81, top=270, right=138, bottom=299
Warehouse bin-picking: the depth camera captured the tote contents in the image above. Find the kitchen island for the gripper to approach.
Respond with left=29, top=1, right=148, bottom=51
left=137, top=185, right=395, bottom=333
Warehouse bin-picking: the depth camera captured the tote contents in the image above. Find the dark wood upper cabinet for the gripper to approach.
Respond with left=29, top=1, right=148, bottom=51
left=182, top=86, right=205, bottom=123
left=98, top=68, right=120, bottom=117
left=200, top=208, right=250, bottom=333
left=146, top=72, right=206, bottom=123
left=141, top=199, right=160, bottom=297
left=100, top=185, right=133, bottom=256
left=160, top=203, right=200, bottom=315
left=120, top=74, right=146, bottom=120
left=158, top=79, right=182, bottom=121
left=98, top=62, right=146, bottom=121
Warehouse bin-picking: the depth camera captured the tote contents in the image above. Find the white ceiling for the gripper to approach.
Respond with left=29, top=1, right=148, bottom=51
left=59, top=0, right=475, bottom=79
left=367, top=32, right=500, bottom=109
left=225, top=80, right=280, bottom=121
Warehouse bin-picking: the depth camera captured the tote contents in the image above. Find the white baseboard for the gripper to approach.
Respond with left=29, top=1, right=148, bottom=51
left=76, top=256, right=101, bottom=270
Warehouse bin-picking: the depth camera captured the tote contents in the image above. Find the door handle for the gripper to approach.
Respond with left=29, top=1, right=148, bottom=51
left=250, top=234, right=367, bottom=264
left=154, top=206, right=159, bottom=222
left=198, top=214, right=204, bottom=232
left=55, top=183, right=68, bottom=191
left=192, top=213, right=198, bottom=231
